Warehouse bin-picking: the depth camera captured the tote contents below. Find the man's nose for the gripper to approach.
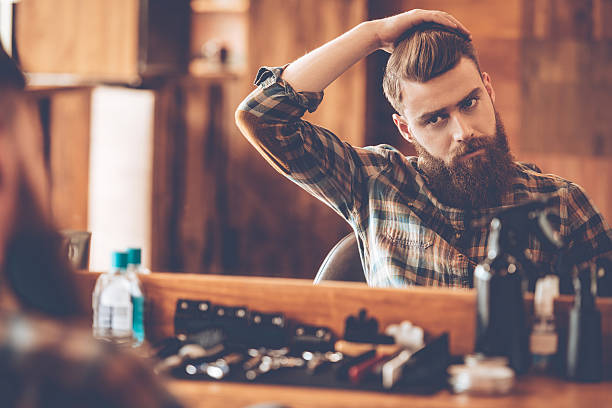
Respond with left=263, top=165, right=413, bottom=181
left=450, top=114, right=472, bottom=142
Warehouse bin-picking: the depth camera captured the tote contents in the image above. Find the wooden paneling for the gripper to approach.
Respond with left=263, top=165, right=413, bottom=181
left=517, top=152, right=612, bottom=224
left=517, top=0, right=612, bottom=228
left=49, top=89, right=92, bottom=230
left=180, top=79, right=230, bottom=274
left=519, top=40, right=612, bottom=155
left=150, top=81, right=183, bottom=271
left=26, top=87, right=92, bottom=231
left=223, top=0, right=368, bottom=278
left=520, top=0, right=612, bottom=156
left=150, top=77, right=236, bottom=274
left=15, top=0, right=140, bottom=82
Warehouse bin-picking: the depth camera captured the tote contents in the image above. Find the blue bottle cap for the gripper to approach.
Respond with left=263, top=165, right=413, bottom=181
left=127, top=248, right=142, bottom=265
left=111, top=251, right=128, bottom=268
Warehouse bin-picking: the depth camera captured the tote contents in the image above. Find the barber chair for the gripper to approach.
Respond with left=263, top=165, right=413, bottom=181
left=314, top=233, right=367, bottom=284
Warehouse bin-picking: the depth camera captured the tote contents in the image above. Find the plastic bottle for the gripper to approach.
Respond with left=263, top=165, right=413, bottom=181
left=530, top=275, right=559, bottom=372
left=92, top=251, right=133, bottom=344
left=127, top=248, right=146, bottom=346
left=127, top=247, right=151, bottom=275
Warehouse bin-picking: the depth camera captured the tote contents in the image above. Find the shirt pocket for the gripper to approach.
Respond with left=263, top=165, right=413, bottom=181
left=378, top=224, right=469, bottom=287
left=378, top=225, right=435, bottom=279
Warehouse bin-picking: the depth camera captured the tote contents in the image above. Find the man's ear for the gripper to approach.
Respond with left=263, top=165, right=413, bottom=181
left=481, top=72, right=495, bottom=104
left=392, top=113, right=414, bottom=144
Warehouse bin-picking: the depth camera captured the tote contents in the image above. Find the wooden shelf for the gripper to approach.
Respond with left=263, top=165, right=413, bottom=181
left=191, top=0, right=249, bottom=13
left=188, top=59, right=244, bottom=79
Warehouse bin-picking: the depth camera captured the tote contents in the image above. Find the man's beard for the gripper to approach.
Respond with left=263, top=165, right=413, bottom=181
left=414, top=111, right=515, bottom=209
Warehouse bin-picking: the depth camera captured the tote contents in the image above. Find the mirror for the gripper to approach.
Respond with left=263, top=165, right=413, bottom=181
left=20, top=1, right=611, bottom=283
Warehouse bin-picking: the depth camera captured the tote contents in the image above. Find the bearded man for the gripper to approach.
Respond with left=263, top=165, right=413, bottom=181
left=235, top=10, right=612, bottom=288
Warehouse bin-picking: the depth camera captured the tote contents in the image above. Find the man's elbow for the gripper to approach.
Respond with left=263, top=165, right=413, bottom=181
left=234, top=108, right=291, bottom=175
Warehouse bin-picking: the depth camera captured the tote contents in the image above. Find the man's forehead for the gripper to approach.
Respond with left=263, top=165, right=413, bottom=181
left=399, top=58, right=484, bottom=118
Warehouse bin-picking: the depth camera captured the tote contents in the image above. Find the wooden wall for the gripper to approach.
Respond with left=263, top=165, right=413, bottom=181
left=26, top=87, right=92, bottom=231
left=196, top=0, right=611, bottom=278
left=518, top=0, right=612, bottom=222
left=366, top=0, right=612, bottom=224
left=222, top=0, right=368, bottom=278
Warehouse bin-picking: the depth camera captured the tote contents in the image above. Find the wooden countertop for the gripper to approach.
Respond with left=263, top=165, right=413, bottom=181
left=168, top=375, right=611, bottom=408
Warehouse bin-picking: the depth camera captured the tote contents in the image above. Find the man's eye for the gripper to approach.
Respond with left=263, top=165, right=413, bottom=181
left=462, top=97, right=479, bottom=110
left=427, top=115, right=442, bottom=125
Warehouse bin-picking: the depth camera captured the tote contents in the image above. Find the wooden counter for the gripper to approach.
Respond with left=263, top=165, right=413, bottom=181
left=76, top=272, right=612, bottom=407
left=167, top=375, right=611, bottom=408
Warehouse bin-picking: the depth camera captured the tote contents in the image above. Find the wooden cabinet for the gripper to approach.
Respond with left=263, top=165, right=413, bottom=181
left=15, top=0, right=190, bottom=84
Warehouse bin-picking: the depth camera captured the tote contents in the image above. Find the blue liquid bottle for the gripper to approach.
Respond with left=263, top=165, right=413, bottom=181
left=127, top=248, right=146, bottom=347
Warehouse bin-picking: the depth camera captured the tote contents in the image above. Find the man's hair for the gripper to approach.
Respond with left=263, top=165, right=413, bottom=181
left=382, top=23, right=481, bottom=113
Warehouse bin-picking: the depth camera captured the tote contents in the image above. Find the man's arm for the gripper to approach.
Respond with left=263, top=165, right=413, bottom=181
left=282, top=9, right=470, bottom=92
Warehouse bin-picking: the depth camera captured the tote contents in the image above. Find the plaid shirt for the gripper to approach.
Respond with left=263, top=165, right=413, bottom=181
left=0, top=312, right=184, bottom=408
left=236, top=66, right=612, bottom=288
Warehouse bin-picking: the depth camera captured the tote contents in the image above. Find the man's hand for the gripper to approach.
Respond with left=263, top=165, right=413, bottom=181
left=373, top=9, right=471, bottom=53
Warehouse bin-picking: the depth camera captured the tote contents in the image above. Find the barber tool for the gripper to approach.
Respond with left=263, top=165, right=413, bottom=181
left=385, top=321, right=424, bottom=350
left=335, top=349, right=376, bottom=380
left=370, top=349, right=404, bottom=378
left=334, top=340, right=401, bottom=357
left=473, top=197, right=564, bottom=374
left=566, top=265, right=603, bottom=382
left=174, top=299, right=213, bottom=334
left=243, top=348, right=265, bottom=372
left=185, top=352, right=244, bottom=380
left=348, top=353, right=390, bottom=385
left=154, top=340, right=225, bottom=374
left=382, top=350, right=413, bottom=389
left=244, top=348, right=304, bottom=381
left=344, top=309, right=394, bottom=344
left=154, top=325, right=226, bottom=374
left=291, top=324, right=334, bottom=353
left=212, top=305, right=250, bottom=345
left=448, top=354, right=515, bottom=395
left=399, top=333, right=450, bottom=390
left=249, top=311, right=288, bottom=348
left=302, top=351, right=343, bottom=374
left=174, top=298, right=289, bottom=348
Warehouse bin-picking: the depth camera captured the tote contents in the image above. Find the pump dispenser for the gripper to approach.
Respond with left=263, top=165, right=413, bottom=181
left=566, top=266, right=603, bottom=382
left=530, top=275, right=559, bottom=371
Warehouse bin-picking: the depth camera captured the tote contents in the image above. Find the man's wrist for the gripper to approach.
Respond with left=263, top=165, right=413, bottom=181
left=354, top=20, right=384, bottom=55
